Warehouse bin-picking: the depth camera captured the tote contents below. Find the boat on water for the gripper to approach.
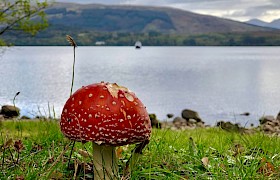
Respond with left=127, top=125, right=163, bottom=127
left=135, top=41, right=142, bottom=49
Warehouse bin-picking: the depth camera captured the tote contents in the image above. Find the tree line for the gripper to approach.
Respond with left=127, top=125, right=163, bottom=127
left=1, top=1, right=280, bottom=46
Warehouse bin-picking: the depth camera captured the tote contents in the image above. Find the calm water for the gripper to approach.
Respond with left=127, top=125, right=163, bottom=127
left=0, top=46, right=279, bottom=125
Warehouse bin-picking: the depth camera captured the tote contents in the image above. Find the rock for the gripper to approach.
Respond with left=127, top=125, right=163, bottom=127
left=266, top=121, right=276, bottom=127
left=196, top=121, right=205, bottom=128
left=167, top=114, right=174, bottom=118
left=0, top=115, right=4, bottom=121
left=149, top=113, right=161, bottom=129
left=20, top=115, right=31, bottom=120
left=170, top=127, right=177, bottom=131
left=35, top=116, right=47, bottom=120
left=0, top=105, right=20, bottom=118
left=181, top=109, right=202, bottom=122
left=216, top=121, right=243, bottom=132
left=263, top=124, right=275, bottom=133
left=173, top=117, right=185, bottom=124
left=173, top=117, right=190, bottom=129
left=188, top=119, right=197, bottom=124
left=240, top=112, right=250, bottom=116
left=277, top=111, right=280, bottom=121
left=259, top=116, right=275, bottom=125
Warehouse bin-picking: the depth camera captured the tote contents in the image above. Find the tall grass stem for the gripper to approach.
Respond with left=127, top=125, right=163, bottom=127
left=66, top=35, right=77, bottom=97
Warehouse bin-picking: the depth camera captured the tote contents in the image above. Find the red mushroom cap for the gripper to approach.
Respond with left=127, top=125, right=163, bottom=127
left=60, top=82, right=152, bottom=146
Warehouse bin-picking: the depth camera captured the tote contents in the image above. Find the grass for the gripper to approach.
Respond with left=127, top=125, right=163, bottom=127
left=1, top=120, right=280, bottom=179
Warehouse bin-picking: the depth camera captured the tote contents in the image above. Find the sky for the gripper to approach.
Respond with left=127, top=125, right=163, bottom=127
left=56, top=0, right=280, bottom=22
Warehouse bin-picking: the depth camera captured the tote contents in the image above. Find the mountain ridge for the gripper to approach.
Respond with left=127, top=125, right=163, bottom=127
left=246, top=18, right=280, bottom=29
left=4, top=2, right=280, bottom=46
left=45, top=2, right=274, bottom=34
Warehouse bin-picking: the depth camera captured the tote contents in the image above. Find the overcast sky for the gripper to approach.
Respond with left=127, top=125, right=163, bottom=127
left=56, top=0, right=280, bottom=22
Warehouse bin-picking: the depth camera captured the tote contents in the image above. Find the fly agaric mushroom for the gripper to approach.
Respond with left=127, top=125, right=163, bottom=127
left=60, top=82, right=151, bottom=179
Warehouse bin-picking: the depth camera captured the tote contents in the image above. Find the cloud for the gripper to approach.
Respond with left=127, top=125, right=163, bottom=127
left=56, top=0, right=280, bottom=21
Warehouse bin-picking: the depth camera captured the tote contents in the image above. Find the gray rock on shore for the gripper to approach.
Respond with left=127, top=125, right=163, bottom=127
left=0, top=105, right=20, bottom=119
left=167, top=114, right=174, bottom=118
left=259, top=114, right=280, bottom=135
left=259, top=115, right=275, bottom=125
left=149, top=113, right=161, bottom=129
left=182, top=109, right=202, bottom=122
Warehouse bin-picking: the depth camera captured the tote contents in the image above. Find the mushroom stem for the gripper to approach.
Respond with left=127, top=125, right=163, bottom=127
left=92, top=142, right=118, bottom=180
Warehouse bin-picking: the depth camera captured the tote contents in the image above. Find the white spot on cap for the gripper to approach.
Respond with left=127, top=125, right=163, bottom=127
left=72, top=97, right=74, bottom=101
left=88, top=125, right=92, bottom=128
left=125, top=93, right=134, bottom=102
left=95, top=141, right=103, bottom=145
left=79, top=101, right=82, bottom=105
left=89, top=94, right=93, bottom=97
left=119, top=119, right=124, bottom=122
left=64, top=109, right=67, bottom=113
left=89, top=114, right=92, bottom=118
left=127, top=115, right=131, bottom=120
left=100, top=95, right=104, bottom=99
left=112, top=101, right=116, bottom=105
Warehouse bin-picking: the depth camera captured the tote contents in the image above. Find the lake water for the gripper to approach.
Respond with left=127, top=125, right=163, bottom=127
left=0, top=46, right=279, bottom=126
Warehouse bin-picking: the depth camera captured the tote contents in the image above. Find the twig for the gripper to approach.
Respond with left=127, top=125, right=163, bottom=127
left=46, top=143, right=70, bottom=173
left=73, top=159, right=78, bottom=180
left=1, top=147, right=6, bottom=169
left=52, top=105, right=56, bottom=119
left=67, top=141, right=75, bottom=169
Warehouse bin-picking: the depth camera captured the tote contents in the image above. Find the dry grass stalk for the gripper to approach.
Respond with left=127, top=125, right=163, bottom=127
left=66, top=35, right=77, bottom=48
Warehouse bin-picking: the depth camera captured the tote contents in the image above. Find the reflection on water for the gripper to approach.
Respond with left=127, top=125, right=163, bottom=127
left=0, top=46, right=280, bottom=125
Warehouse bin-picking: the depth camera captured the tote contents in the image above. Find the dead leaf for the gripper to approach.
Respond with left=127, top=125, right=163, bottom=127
left=14, top=140, right=24, bottom=152
left=30, top=144, right=43, bottom=153
left=258, top=157, right=275, bottom=176
left=47, top=157, right=54, bottom=164
left=69, top=160, right=93, bottom=177
left=50, top=171, right=63, bottom=180
left=219, top=163, right=226, bottom=169
left=15, top=175, right=24, bottom=180
left=201, top=157, right=209, bottom=167
left=78, top=149, right=91, bottom=158
left=116, top=147, right=124, bottom=159
left=233, top=143, right=244, bottom=157
left=4, top=139, right=13, bottom=148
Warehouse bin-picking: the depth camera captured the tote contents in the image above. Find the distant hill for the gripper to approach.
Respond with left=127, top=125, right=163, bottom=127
left=246, top=18, right=280, bottom=29
left=45, top=3, right=272, bottom=34
left=246, top=19, right=269, bottom=27
left=4, top=3, right=280, bottom=46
